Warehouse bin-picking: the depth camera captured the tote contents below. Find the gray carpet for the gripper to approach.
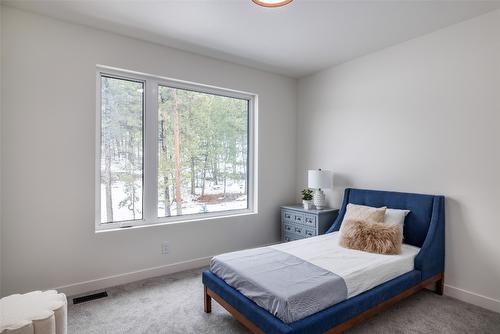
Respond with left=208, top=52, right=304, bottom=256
left=68, top=267, right=500, bottom=334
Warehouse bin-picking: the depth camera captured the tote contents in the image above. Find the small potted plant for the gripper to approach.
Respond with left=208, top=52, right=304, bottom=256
left=301, top=188, right=313, bottom=210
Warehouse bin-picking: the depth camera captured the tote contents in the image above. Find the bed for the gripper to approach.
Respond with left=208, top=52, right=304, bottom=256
left=202, top=188, right=445, bottom=334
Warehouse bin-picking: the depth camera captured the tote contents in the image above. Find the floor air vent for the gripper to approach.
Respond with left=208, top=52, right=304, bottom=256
left=73, top=291, right=108, bottom=304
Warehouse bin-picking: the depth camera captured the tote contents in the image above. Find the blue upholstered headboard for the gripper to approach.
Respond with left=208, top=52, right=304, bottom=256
left=327, top=188, right=445, bottom=279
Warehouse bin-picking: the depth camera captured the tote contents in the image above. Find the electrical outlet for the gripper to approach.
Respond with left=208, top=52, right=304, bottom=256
left=161, top=241, right=169, bottom=255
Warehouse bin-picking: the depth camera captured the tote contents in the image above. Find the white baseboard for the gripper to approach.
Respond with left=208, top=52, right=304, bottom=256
left=445, top=284, right=500, bottom=314
left=56, top=256, right=211, bottom=297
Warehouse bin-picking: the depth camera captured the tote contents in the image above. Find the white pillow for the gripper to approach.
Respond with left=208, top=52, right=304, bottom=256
left=385, top=208, right=410, bottom=239
left=339, top=204, right=387, bottom=234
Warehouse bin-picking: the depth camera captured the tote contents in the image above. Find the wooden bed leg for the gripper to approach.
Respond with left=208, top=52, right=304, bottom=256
left=204, top=286, right=212, bottom=313
left=436, top=274, right=444, bottom=296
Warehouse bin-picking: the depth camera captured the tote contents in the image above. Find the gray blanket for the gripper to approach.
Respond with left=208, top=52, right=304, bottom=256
left=210, top=247, right=347, bottom=323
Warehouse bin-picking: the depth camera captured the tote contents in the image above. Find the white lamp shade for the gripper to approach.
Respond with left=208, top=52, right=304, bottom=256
left=308, top=169, right=333, bottom=189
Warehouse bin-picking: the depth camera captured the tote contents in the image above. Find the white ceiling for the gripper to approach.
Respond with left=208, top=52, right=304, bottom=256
left=5, top=0, right=500, bottom=78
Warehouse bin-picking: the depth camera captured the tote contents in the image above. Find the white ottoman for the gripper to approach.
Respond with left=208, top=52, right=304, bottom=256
left=0, top=290, right=67, bottom=334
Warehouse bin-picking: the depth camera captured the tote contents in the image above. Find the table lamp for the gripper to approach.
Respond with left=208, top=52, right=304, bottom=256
left=308, top=169, right=333, bottom=210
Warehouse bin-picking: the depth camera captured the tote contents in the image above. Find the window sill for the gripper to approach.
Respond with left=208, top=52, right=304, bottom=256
left=95, top=209, right=258, bottom=234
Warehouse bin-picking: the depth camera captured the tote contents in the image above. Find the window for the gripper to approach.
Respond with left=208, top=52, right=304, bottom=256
left=99, top=76, right=144, bottom=223
left=96, top=67, right=256, bottom=230
left=157, top=86, right=249, bottom=217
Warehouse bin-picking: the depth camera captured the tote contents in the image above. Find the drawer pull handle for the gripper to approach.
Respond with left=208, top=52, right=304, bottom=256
left=295, top=227, right=302, bottom=233
left=296, top=216, right=302, bottom=221
left=286, top=226, right=291, bottom=231
left=285, top=214, right=291, bottom=219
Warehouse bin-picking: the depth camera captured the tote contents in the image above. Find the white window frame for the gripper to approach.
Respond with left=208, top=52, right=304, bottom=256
left=95, top=65, right=258, bottom=232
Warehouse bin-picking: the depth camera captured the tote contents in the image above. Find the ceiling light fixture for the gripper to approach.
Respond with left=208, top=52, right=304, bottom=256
left=252, top=0, right=293, bottom=8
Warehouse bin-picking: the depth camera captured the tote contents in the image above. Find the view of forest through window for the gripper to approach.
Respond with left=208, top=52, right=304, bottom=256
left=100, top=76, right=144, bottom=223
left=99, top=73, right=249, bottom=224
left=158, top=86, right=249, bottom=217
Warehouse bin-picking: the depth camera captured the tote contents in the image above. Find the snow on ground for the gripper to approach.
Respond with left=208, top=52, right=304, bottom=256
left=101, top=179, right=247, bottom=223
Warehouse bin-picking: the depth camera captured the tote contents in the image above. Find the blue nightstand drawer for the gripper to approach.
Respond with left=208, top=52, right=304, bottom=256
left=292, top=212, right=305, bottom=224
left=283, top=232, right=302, bottom=242
left=282, top=222, right=305, bottom=238
left=304, top=214, right=317, bottom=228
left=304, top=228, right=316, bottom=237
left=282, top=210, right=293, bottom=222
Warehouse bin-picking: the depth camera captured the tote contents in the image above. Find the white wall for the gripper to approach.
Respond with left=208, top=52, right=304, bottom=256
left=0, top=4, right=3, bottom=297
left=0, top=7, right=297, bottom=296
left=297, top=9, right=500, bottom=312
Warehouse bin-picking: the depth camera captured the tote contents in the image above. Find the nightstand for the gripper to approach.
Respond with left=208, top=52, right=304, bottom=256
left=281, top=205, right=339, bottom=242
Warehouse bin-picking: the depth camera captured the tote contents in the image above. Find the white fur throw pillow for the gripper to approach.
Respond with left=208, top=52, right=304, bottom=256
left=339, top=219, right=402, bottom=255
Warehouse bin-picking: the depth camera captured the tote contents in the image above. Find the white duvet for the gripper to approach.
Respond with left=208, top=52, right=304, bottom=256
left=270, top=232, right=420, bottom=299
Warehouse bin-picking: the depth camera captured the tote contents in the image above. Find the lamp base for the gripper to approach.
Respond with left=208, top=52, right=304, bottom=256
left=313, top=189, right=327, bottom=210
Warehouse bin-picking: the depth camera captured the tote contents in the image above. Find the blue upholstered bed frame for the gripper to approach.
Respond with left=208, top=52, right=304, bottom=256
left=202, top=188, right=445, bottom=334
